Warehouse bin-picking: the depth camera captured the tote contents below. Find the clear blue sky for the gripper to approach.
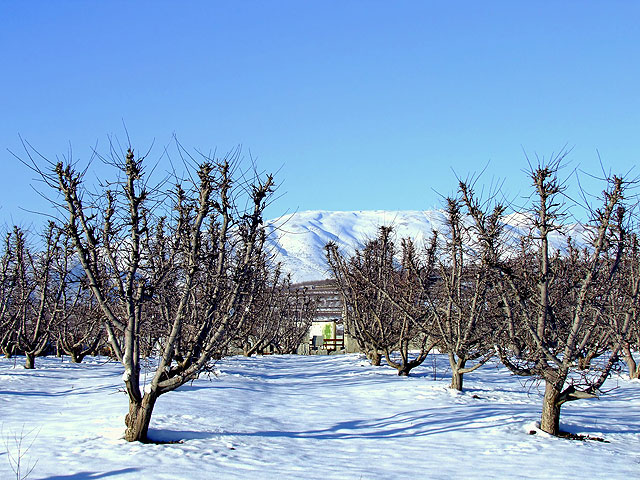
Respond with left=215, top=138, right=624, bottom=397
left=1, top=1, right=639, bottom=226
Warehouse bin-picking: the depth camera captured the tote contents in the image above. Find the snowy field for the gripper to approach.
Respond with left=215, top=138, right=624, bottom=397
left=0, top=354, right=638, bottom=480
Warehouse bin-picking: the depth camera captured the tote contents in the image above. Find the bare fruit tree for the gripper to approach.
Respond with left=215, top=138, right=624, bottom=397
left=272, top=284, right=315, bottom=355
left=55, top=283, right=105, bottom=363
left=606, top=231, right=640, bottom=379
left=430, top=197, right=498, bottom=391
left=326, top=234, right=387, bottom=366
left=13, top=222, right=72, bottom=369
left=237, top=267, right=315, bottom=357
left=0, top=230, right=19, bottom=358
left=26, top=144, right=274, bottom=442
left=462, top=157, right=629, bottom=435
left=327, top=227, right=437, bottom=375
left=236, top=265, right=286, bottom=356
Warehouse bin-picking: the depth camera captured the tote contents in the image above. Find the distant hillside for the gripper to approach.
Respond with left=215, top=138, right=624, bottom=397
left=264, top=210, right=448, bottom=282
left=264, top=210, right=588, bottom=283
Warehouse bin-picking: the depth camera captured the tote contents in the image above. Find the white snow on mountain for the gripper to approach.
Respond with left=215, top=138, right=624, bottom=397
left=265, top=210, right=589, bottom=282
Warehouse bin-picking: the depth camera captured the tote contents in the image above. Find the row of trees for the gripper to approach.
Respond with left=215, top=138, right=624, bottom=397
left=0, top=221, right=315, bottom=368
left=3, top=144, right=314, bottom=443
left=327, top=158, right=639, bottom=436
left=5, top=141, right=637, bottom=441
left=0, top=223, right=104, bottom=366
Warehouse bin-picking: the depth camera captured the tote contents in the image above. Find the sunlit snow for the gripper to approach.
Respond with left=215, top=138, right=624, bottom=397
left=0, top=354, right=638, bottom=479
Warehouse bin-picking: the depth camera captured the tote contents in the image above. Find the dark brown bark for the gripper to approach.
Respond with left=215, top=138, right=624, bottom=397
left=59, top=333, right=102, bottom=364
left=70, top=351, right=85, bottom=363
left=578, top=354, right=594, bottom=371
left=2, top=343, right=16, bottom=359
left=396, top=364, right=411, bottom=376
left=124, top=392, right=158, bottom=443
left=25, top=352, right=35, bottom=370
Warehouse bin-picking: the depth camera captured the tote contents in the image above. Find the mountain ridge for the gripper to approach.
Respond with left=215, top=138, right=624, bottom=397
left=265, top=209, right=588, bottom=283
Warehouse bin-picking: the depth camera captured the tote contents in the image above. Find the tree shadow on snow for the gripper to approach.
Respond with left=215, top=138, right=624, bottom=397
left=153, top=404, right=533, bottom=442
left=40, top=468, right=140, bottom=480
left=0, top=384, right=116, bottom=398
left=559, top=414, right=640, bottom=436
left=146, top=428, right=216, bottom=443
left=231, top=409, right=507, bottom=440
left=142, top=402, right=639, bottom=444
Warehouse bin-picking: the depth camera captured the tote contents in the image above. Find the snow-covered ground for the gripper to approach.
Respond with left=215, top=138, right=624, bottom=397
left=0, top=354, right=638, bottom=479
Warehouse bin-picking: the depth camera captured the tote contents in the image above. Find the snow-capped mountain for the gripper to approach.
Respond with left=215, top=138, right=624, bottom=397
left=264, top=210, right=589, bottom=283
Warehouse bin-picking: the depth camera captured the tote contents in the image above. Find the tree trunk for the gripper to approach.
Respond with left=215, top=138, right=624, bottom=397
left=450, top=370, right=464, bottom=391
left=450, top=357, right=466, bottom=391
left=70, top=351, right=85, bottom=363
left=25, top=352, right=35, bottom=369
left=540, top=381, right=562, bottom=435
left=124, top=392, right=158, bottom=443
left=627, top=357, right=639, bottom=380
left=623, top=343, right=638, bottom=379
left=368, top=349, right=381, bottom=366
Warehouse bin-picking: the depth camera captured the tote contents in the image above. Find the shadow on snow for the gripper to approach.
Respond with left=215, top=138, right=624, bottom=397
left=40, top=468, right=140, bottom=480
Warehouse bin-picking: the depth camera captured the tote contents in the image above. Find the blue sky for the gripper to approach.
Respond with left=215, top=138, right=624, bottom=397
left=1, top=1, right=639, bottom=226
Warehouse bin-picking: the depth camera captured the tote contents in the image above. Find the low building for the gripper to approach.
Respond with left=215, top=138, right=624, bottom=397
left=293, top=280, right=358, bottom=354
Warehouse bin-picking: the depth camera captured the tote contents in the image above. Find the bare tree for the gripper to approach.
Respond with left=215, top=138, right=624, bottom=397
left=327, top=233, right=387, bottom=366
left=236, top=264, right=285, bottom=357
left=237, top=266, right=316, bottom=356
left=327, top=227, right=437, bottom=375
left=55, top=282, right=105, bottom=363
left=6, top=227, right=36, bottom=366
left=0, top=230, right=19, bottom=358
left=13, top=223, right=70, bottom=369
left=462, top=157, right=628, bottom=435
left=0, top=225, right=71, bottom=364
left=272, top=284, right=315, bottom=355
left=27, top=144, right=274, bottom=442
left=606, top=231, right=640, bottom=379
left=430, top=197, right=497, bottom=391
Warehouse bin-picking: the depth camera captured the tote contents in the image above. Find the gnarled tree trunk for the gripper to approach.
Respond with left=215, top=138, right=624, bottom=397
left=540, top=380, right=562, bottom=435
left=124, top=392, right=158, bottom=443
left=70, top=351, right=85, bottom=363
left=449, top=356, right=466, bottom=391
left=367, top=349, right=381, bottom=366
left=25, top=352, right=36, bottom=370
